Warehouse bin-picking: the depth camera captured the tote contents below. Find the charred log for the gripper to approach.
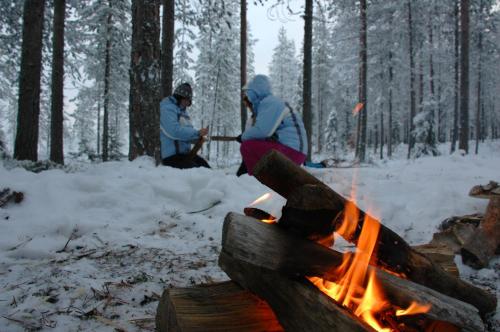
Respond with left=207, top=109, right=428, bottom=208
left=243, top=207, right=276, bottom=221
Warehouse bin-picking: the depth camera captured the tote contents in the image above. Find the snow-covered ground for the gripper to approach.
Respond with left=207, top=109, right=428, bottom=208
left=0, top=141, right=499, bottom=331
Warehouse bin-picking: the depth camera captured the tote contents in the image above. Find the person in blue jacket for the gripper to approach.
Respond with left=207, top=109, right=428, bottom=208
left=237, top=74, right=308, bottom=176
left=160, top=83, right=210, bottom=169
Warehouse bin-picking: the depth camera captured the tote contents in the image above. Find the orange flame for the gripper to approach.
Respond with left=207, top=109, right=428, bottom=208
left=396, top=301, right=432, bottom=317
left=309, top=197, right=430, bottom=331
left=260, top=218, right=277, bottom=224
left=352, top=102, right=365, bottom=115
left=250, top=193, right=272, bottom=206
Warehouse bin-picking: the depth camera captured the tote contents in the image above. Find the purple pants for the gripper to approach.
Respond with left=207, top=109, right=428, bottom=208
left=240, top=140, right=307, bottom=175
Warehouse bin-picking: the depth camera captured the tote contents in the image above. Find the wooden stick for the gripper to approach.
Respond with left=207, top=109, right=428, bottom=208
left=187, top=137, right=205, bottom=160
left=252, top=150, right=497, bottom=315
left=209, top=135, right=239, bottom=142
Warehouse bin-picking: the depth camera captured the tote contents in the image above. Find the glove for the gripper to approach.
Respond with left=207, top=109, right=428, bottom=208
left=236, top=134, right=242, bottom=143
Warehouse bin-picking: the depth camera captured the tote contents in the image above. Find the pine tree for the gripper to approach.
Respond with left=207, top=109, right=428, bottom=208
left=269, top=27, right=299, bottom=104
left=129, top=0, right=160, bottom=161
left=356, top=0, right=368, bottom=162
left=0, top=0, right=24, bottom=149
left=173, top=0, right=195, bottom=86
left=49, top=0, right=65, bottom=164
left=73, top=0, right=131, bottom=160
left=312, top=3, right=334, bottom=153
left=161, top=0, right=174, bottom=98
left=302, top=0, right=313, bottom=161
left=14, top=0, right=46, bottom=161
left=459, top=0, right=470, bottom=153
left=194, top=0, right=241, bottom=161
left=324, top=108, right=340, bottom=157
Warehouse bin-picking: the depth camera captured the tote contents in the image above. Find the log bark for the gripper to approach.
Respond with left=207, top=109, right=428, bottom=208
left=221, top=213, right=485, bottom=332
left=461, top=197, right=500, bottom=268
left=219, top=252, right=373, bottom=332
left=252, top=150, right=496, bottom=315
left=156, top=281, right=283, bottom=332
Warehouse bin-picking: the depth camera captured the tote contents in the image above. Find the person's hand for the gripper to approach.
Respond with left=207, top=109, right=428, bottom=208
left=199, top=127, right=209, bottom=137
left=236, top=134, right=242, bottom=143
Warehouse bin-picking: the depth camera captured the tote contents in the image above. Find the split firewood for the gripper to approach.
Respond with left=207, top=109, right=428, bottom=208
left=468, top=181, right=500, bottom=198
left=410, top=213, right=484, bottom=275
left=252, top=150, right=497, bottom=315
left=461, top=193, right=500, bottom=268
left=156, top=281, right=283, bottom=332
left=220, top=213, right=485, bottom=332
left=411, top=243, right=458, bottom=276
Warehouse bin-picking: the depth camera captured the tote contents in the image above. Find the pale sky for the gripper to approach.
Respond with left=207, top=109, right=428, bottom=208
left=247, top=1, right=304, bottom=75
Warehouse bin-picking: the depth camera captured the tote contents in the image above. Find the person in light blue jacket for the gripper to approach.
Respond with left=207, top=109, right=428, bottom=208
left=238, top=74, right=308, bottom=175
left=160, top=83, right=210, bottom=169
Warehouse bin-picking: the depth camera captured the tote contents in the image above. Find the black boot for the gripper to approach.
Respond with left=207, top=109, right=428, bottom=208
left=236, top=161, right=247, bottom=177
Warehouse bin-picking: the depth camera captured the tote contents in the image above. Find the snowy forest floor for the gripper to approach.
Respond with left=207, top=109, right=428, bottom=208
left=0, top=141, right=499, bottom=331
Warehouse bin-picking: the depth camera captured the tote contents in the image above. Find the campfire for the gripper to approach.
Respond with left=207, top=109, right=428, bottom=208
left=250, top=192, right=440, bottom=332
left=157, top=151, right=496, bottom=332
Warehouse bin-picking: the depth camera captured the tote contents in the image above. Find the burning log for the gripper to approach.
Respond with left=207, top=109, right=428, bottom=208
left=243, top=207, right=276, bottom=221
left=156, top=281, right=283, bottom=332
left=461, top=187, right=500, bottom=268
left=219, top=252, right=373, bottom=332
left=220, top=213, right=485, bottom=332
left=252, top=150, right=497, bottom=315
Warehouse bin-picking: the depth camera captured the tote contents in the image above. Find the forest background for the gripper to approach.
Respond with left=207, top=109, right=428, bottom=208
left=0, top=0, right=499, bottom=166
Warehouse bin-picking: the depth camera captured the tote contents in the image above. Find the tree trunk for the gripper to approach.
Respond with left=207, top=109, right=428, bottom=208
left=437, top=71, right=444, bottom=142
left=427, top=14, right=436, bottom=149
left=388, top=51, right=393, bottom=158
left=240, top=0, right=247, bottom=132
left=475, top=0, right=483, bottom=154
left=358, top=0, right=368, bottom=162
left=302, top=0, right=313, bottom=161
left=451, top=0, right=460, bottom=153
left=418, top=54, right=424, bottom=115
left=459, top=0, right=469, bottom=153
left=102, top=2, right=112, bottom=162
left=316, top=76, right=323, bottom=153
left=161, top=0, right=174, bottom=99
left=380, top=111, right=384, bottom=159
left=407, top=1, right=415, bottom=159
left=129, top=0, right=161, bottom=162
left=252, top=151, right=497, bottom=315
left=49, top=0, right=65, bottom=164
left=14, top=0, right=46, bottom=162
left=97, top=98, right=101, bottom=156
